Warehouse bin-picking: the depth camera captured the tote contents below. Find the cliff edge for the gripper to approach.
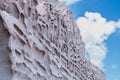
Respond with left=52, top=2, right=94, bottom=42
left=0, top=0, right=105, bottom=80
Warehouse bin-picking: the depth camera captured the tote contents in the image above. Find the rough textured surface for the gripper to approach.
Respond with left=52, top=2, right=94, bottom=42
left=0, top=0, right=105, bottom=80
left=0, top=16, right=12, bottom=80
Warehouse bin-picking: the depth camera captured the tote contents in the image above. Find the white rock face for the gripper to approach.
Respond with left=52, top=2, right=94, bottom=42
left=0, top=0, right=105, bottom=80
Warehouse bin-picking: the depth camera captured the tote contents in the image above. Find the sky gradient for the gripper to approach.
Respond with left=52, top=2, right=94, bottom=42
left=59, top=0, right=120, bottom=80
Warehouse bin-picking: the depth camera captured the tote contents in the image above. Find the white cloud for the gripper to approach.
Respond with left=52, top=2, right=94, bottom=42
left=76, top=12, right=120, bottom=70
left=116, top=19, right=120, bottom=28
left=59, top=0, right=80, bottom=5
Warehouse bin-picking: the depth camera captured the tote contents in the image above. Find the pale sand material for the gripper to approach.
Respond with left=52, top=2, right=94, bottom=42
left=0, top=0, right=105, bottom=80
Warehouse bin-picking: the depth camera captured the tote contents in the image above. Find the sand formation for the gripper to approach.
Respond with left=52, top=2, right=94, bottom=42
left=0, top=0, right=105, bottom=80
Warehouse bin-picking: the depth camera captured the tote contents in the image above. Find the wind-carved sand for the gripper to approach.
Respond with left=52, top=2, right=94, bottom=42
left=0, top=0, right=105, bottom=80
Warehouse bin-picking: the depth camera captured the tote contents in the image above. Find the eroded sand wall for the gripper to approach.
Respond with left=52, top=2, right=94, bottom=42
left=0, top=0, right=105, bottom=80
left=0, top=16, right=12, bottom=80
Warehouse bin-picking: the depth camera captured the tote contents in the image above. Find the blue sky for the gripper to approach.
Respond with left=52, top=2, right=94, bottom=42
left=59, top=0, right=120, bottom=80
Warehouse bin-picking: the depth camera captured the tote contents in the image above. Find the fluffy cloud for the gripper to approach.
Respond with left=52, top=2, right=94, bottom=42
left=116, top=19, right=120, bottom=28
left=76, top=12, right=120, bottom=69
left=59, top=0, right=80, bottom=5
